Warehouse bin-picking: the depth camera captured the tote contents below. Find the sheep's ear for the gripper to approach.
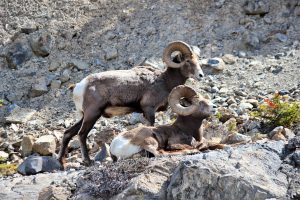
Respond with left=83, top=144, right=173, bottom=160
left=172, top=52, right=184, bottom=63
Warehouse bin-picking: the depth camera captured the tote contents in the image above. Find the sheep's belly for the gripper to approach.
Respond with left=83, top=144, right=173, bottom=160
left=110, top=135, right=142, bottom=159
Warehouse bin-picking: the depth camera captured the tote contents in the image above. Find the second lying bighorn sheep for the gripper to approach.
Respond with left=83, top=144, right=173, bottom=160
left=58, top=41, right=204, bottom=165
left=110, top=85, right=218, bottom=160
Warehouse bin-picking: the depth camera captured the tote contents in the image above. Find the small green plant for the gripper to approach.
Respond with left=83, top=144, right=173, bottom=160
left=215, top=112, right=222, bottom=120
left=0, top=99, right=3, bottom=107
left=0, top=163, right=17, bottom=176
left=227, top=120, right=237, bottom=132
left=251, top=93, right=300, bottom=128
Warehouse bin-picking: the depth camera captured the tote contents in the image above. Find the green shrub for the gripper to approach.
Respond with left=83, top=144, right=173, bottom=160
left=0, top=99, right=3, bottom=107
left=0, top=163, right=17, bottom=176
left=251, top=93, right=300, bottom=128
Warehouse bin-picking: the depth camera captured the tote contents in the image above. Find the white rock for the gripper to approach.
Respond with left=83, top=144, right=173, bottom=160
left=0, top=151, right=9, bottom=160
left=239, top=102, right=253, bottom=110
left=32, top=135, right=56, bottom=155
left=21, top=135, right=35, bottom=157
left=30, top=77, right=48, bottom=97
left=221, top=54, right=236, bottom=64
left=50, top=80, right=61, bottom=89
left=68, top=59, right=89, bottom=70
left=5, top=107, right=37, bottom=124
left=207, top=57, right=226, bottom=71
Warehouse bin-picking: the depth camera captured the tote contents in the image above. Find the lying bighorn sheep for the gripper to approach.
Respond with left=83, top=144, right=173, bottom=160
left=58, top=41, right=204, bottom=165
left=110, top=85, right=220, bottom=160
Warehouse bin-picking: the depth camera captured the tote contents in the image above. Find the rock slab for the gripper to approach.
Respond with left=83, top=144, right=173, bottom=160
left=17, top=156, right=63, bottom=175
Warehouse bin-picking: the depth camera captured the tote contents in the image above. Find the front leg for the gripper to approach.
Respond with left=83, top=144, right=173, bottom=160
left=142, top=106, right=156, bottom=126
left=140, top=90, right=168, bottom=126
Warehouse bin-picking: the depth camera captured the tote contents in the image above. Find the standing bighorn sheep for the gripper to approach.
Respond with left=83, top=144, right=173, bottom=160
left=58, top=41, right=204, bottom=165
left=110, top=85, right=216, bottom=160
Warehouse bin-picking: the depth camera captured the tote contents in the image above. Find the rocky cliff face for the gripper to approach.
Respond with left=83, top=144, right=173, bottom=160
left=72, top=137, right=300, bottom=199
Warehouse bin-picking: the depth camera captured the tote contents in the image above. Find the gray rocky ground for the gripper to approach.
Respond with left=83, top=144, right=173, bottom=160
left=0, top=0, right=300, bottom=199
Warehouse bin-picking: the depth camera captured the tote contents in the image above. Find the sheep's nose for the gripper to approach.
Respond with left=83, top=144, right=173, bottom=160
left=199, top=73, right=204, bottom=78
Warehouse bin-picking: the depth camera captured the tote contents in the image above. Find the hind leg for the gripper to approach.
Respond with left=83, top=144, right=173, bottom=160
left=57, top=118, right=83, bottom=164
left=78, top=109, right=102, bottom=166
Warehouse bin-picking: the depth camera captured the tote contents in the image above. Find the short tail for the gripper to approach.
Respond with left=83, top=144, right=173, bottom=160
left=68, top=84, right=76, bottom=91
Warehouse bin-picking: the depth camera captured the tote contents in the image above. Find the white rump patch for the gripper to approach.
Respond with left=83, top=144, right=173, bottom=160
left=73, top=78, right=88, bottom=118
left=110, top=135, right=142, bottom=159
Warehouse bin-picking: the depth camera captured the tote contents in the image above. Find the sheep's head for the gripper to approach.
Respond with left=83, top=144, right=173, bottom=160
left=163, top=41, right=204, bottom=80
left=168, top=85, right=211, bottom=118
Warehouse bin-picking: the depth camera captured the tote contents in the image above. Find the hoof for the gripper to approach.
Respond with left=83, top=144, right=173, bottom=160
left=58, top=158, right=67, bottom=170
left=82, top=159, right=94, bottom=166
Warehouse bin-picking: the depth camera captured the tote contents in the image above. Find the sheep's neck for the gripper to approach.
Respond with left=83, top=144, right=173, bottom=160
left=163, top=68, right=187, bottom=91
left=173, top=115, right=203, bottom=141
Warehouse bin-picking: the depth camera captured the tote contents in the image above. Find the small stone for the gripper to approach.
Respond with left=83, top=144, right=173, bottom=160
left=276, top=33, right=288, bottom=43
left=30, top=77, right=48, bottom=97
left=272, top=132, right=286, bottom=141
left=287, top=136, right=300, bottom=150
left=29, top=32, right=53, bottom=57
left=0, top=151, right=9, bottom=160
left=38, top=186, right=71, bottom=200
left=50, top=80, right=61, bottom=90
left=253, top=81, right=263, bottom=88
left=270, top=66, right=283, bottom=74
left=64, top=118, right=74, bottom=128
left=268, top=126, right=284, bottom=138
left=20, top=24, right=38, bottom=34
left=17, top=156, right=62, bottom=175
left=211, top=86, right=219, bottom=93
left=69, top=139, right=80, bottom=150
left=238, top=51, right=247, bottom=58
left=219, top=87, right=229, bottom=94
left=274, top=52, right=286, bottom=59
left=21, top=135, right=35, bottom=157
left=60, top=69, right=71, bottom=83
left=283, top=128, right=295, bottom=139
left=239, top=102, right=253, bottom=110
left=234, top=90, right=247, bottom=97
left=94, top=143, right=112, bottom=162
left=67, top=59, right=89, bottom=70
left=129, top=112, right=143, bottom=125
left=278, top=89, right=289, bottom=95
left=6, top=41, right=33, bottom=69
left=222, top=54, right=236, bottom=64
left=222, top=132, right=251, bottom=144
left=245, top=99, right=259, bottom=108
left=32, top=135, right=56, bottom=155
left=5, top=107, right=37, bottom=124
left=292, top=150, right=300, bottom=167
left=207, top=58, right=226, bottom=71
left=105, top=47, right=118, bottom=60
left=49, top=61, right=60, bottom=71
left=226, top=97, right=237, bottom=105
left=94, top=128, right=119, bottom=146
left=243, top=0, right=270, bottom=15
left=216, top=107, right=238, bottom=123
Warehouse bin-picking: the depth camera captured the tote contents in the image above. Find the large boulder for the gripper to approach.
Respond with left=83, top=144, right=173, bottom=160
left=167, top=141, right=287, bottom=200
left=21, top=135, right=35, bottom=156
left=17, top=156, right=63, bottom=175
left=73, top=141, right=290, bottom=199
left=5, top=39, right=33, bottom=69
left=32, top=135, right=56, bottom=155
left=38, top=186, right=71, bottom=200
left=29, top=32, right=53, bottom=57
left=5, top=107, right=37, bottom=124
